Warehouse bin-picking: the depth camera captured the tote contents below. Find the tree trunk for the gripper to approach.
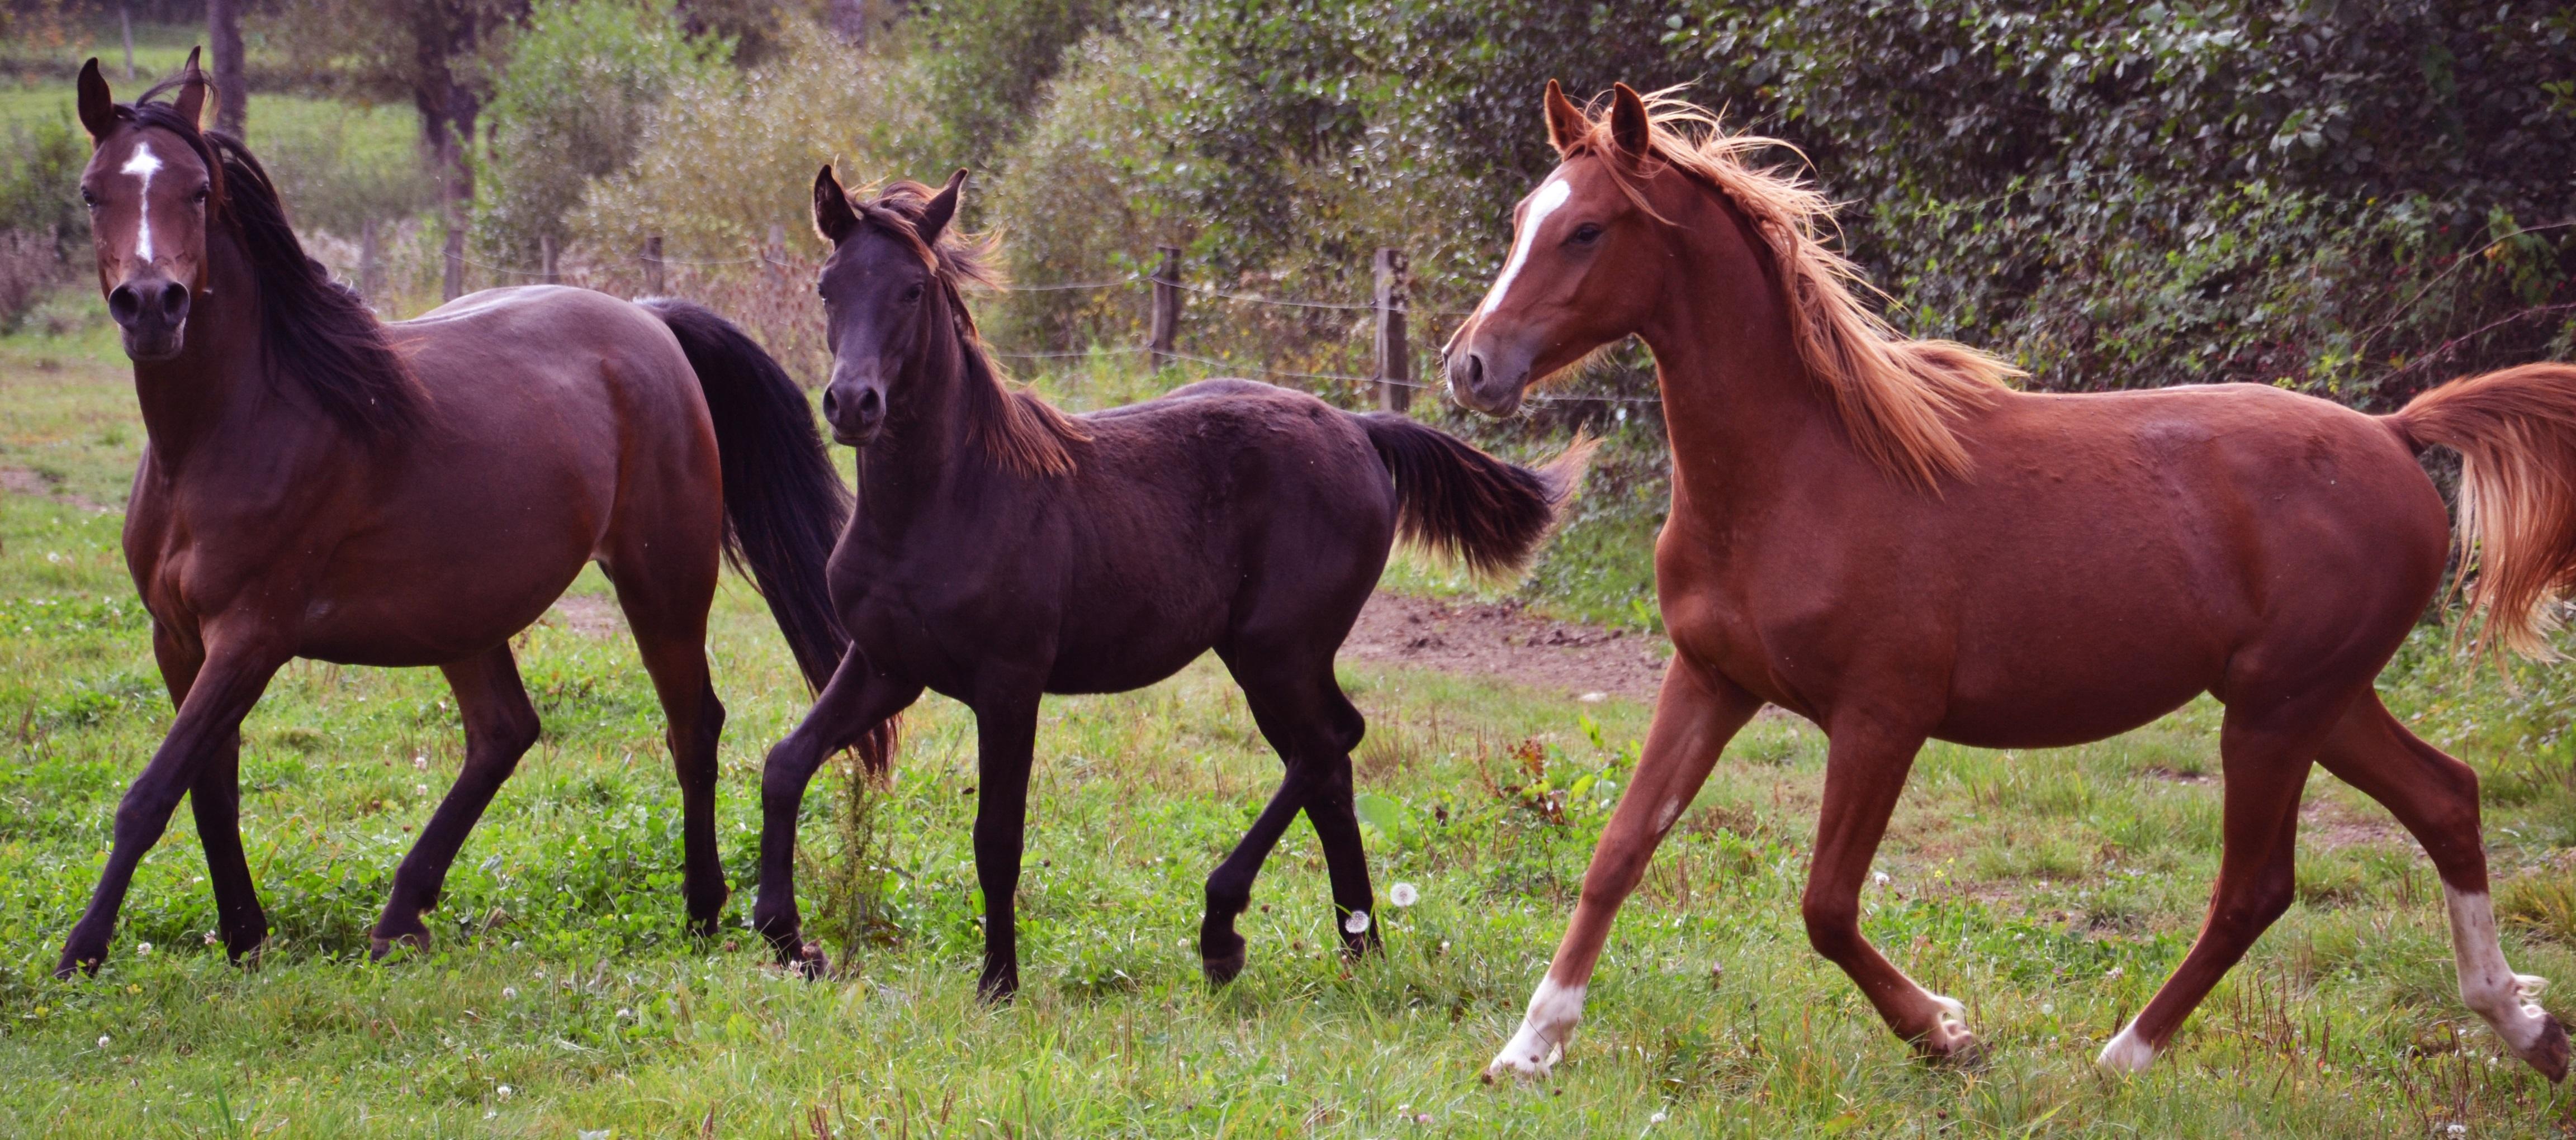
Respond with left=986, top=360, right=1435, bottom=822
left=207, top=0, right=246, bottom=137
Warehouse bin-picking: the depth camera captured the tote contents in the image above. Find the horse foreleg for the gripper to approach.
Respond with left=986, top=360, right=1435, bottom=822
left=969, top=684, right=1043, bottom=1002
left=152, top=623, right=269, bottom=963
left=1485, top=661, right=1757, bottom=1080
left=2309, top=695, right=2566, bottom=1081
left=751, top=652, right=920, bottom=975
left=372, top=645, right=539, bottom=959
left=1799, top=716, right=1984, bottom=1062
left=59, top=628, right=287, bottom=977
left=2099, top=699, right=2323, bottom=1072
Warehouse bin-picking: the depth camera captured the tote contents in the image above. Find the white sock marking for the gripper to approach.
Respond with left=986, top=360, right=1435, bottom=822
left=1487, top=975, right=1585, bottom=1079
left=2445, top=886, right=2553, bottom=1056
left=120, top=141, right=164, bottom=265
left=1475, top=178, right=1571, bottom=318
left=2096, top=1021, right=2156, bottom=1073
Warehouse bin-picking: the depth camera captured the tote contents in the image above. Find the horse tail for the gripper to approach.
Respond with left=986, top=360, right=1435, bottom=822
left=2386, top=362, right=2576, bottom=659
left=1356, top=413, right=1597, bottom=582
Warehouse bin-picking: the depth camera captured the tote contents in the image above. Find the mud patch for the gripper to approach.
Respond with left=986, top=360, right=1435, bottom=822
left=2300, top=796, right=2407, bottom=849
left=0, top=467, right=110, bottom=513
left=546, top=594, right=627, bottom=639
left=1339, top=593, right=1668, bottom=702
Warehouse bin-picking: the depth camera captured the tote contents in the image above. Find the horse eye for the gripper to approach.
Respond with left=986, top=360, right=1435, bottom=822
left=1569, top=222, right=1605, bottom=245
left=190, top=187, right=210, bottom=205
left=901, top=283, right=925, bottom=303
left=78, top=189, right=98, bottom=210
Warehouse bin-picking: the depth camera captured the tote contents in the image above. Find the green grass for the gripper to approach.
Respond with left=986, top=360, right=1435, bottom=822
left=3, top=305, right=2574, bottom=1136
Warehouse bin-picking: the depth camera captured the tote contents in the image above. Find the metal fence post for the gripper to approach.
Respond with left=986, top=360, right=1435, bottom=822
left=1374, top=246, right=1410, bottom=412
left=1149, top=245, right=1181, bottom=369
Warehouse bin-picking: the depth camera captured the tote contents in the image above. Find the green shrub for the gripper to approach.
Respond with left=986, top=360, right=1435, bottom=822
left=476, top=0, right=732, bottom=264
left=0, top=108, right=84, bottom=332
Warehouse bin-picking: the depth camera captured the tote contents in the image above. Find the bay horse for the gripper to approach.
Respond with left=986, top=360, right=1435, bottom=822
left=746, top=168, right=1591, bottom=998
left=56, top=56, right=865, bottom=976
left=1448, top=82, right=2570, bottom=1082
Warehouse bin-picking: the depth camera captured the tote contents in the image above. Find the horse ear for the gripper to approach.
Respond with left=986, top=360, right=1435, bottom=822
left=916, top=168, right=967, bottom=248
left=173, top=46, right=209, bottom=128
left=77, top=58, right=117, bottom=141
left=1543, top=79, right=1586, bottom=155
left=1609, top=82, right=1650, bottom=159
left=812, top=165, right=856, bottom=244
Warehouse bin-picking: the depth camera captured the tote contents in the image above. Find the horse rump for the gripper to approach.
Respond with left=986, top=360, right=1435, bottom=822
left=1356, top=412, right=1595, bottom=582
left=2388, top=362, right=2576, bottom=659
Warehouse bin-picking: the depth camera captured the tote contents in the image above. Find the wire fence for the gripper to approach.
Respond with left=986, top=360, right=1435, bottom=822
left=326, top=230, right=1660, bottom=412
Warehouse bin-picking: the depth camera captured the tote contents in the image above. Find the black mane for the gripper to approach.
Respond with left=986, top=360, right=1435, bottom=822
left=130, top=77, right=423, bottom=440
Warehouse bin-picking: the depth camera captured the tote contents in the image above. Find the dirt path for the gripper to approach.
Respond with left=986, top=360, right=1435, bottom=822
left=0, top=467, right=111, bottom=514
left=1338, top=592, right=1668, bottom=703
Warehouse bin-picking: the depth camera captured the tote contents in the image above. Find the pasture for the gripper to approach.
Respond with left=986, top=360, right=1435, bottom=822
left=3, top=303, right=2574, bottom=1137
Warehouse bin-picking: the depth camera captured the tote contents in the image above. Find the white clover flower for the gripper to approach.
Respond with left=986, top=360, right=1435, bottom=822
left=202, top=930, right=217, bottom=947
left=414, top=784, right=428, bottom=795
left=1344, top=910, right=1371, bottom=935
left=96, top=1035, right=110, bottom=1049
left=501, top=986, right=518, bottom=1000
left=497, top=1085, right=513, bottom=1099
left=1414, top=1113, right=1433, bottom=1125
left=1871, top=871, right=1890, bottom=886
left=136, top=942, right=152, bottom=956
left=1389, top=883, right=1419, bottom=908
left=615, top=1008, right=633, bottom=1019
left=413, top=755, right=428, bottom=770
left=1650, top=1111, right=1669, bottom=1124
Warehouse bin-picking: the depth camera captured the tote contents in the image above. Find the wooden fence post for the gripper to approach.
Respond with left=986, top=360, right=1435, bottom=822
left=539, top=234, right=560, bottom=286
left=1149, top=245, right=1181, bottom=369
left=442, top=227, right=463, bottom=301
left=358, top=218, right=382, bottom=311
left=642, top=235, right=664, bottom=295
left=1374, top=246, right=1410, bottom=412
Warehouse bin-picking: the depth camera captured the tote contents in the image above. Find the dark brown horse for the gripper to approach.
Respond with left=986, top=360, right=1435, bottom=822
left=57, top=56, right=861, bottom=976
left=1450, top=83, right=2569, bottom=1082
left=746, top=168, right=1590, bottom=997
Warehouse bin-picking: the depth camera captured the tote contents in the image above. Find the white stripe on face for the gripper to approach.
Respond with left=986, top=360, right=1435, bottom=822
left=1476, top=178, right=1572, bottom=318
left=120, top=140, right=165, bottom=265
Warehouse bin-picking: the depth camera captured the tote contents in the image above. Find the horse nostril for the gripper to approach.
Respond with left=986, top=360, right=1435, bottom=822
left=821, top=388, right=841, bottom=422
left=1465, top=353, right=1487, bottom=390
left=855, top=388, right=883, bottom=421
left=107, top=284, right=141, bottom=325
left=157, top=282, right=190, bottom=321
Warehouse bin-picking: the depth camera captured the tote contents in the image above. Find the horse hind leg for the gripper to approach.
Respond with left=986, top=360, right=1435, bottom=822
left=2097, top=693, right=2331, bottom=1072
left=1208, top=649, right=1376, bottom=981
left=2313, top=695, right=2568, bottom=1081
left=604, top=554, right=731, bottom=938
left=373, top=645, right=541, bottom=957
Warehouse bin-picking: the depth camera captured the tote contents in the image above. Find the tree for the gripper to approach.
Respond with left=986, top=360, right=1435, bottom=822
left=207, top=0, right=245, bottom=136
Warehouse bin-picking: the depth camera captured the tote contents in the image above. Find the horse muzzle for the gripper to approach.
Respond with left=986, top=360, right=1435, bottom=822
left=108, top=276, right=191, bottom=361
left=821, top=378, right=886, bottom=447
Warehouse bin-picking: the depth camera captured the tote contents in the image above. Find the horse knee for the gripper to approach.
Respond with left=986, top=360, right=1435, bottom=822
left=1801, top=894, right=1863, bottom=960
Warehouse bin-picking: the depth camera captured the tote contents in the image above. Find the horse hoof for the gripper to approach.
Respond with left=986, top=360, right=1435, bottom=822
left=792, top=942, right=830, bottom=981
left=368, top=928, right=430, bottom=962
left=52, top=952, right=101, bottom=981
left=1918, top=1028, right=1988, bottom=1068
left=227, top=937, right=271, bottom=971
left=1202, top=947, right=1247, bottom=985
left=2527, top=1013, right=2570, bottom=1083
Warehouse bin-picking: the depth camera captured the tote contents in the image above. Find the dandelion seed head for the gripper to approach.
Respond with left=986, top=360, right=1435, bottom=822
left=1389, top=883, right=1419, bottom=908
left=1344, top=910, right=1371, bottom=935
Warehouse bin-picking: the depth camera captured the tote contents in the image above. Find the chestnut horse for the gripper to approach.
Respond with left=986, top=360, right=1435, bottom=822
left=56, top=57, right=861, bottom=976
left=1448, top=82, right=2570, bottom=1082
left=745, top=169, right=1589, bottom=998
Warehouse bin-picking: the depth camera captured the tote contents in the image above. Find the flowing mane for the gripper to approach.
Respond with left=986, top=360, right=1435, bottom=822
left=127, top=77, right=424, bottom=441
left=1560, top=90, right=2019, bottom=488
left=848, top=180, right=1086, bottom=477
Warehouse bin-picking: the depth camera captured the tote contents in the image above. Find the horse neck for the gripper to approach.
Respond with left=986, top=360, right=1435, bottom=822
left=128, top=223, right=274, bottom=474
left=854, top=307, right=985, bottom=536
left=1637, top=192, right=1858, bottom=514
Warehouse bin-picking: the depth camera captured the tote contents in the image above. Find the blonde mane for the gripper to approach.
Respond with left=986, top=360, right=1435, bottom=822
left=1562, top=90, right=2021, bottom=488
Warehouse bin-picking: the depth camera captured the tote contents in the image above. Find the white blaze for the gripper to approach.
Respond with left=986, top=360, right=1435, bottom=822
left=1476, top=178, right=1572, bottom=318
left=120, top=141, right=164, bottom=265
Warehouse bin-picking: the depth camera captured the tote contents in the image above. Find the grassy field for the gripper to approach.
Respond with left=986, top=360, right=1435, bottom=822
left=2, top=293, right=2575, bottom=1138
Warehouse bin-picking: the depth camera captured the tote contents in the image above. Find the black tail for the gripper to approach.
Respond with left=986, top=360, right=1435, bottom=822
left=644, top=298, right=850, bottom=689
left=1357, top=413, right=1595, bottom=582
